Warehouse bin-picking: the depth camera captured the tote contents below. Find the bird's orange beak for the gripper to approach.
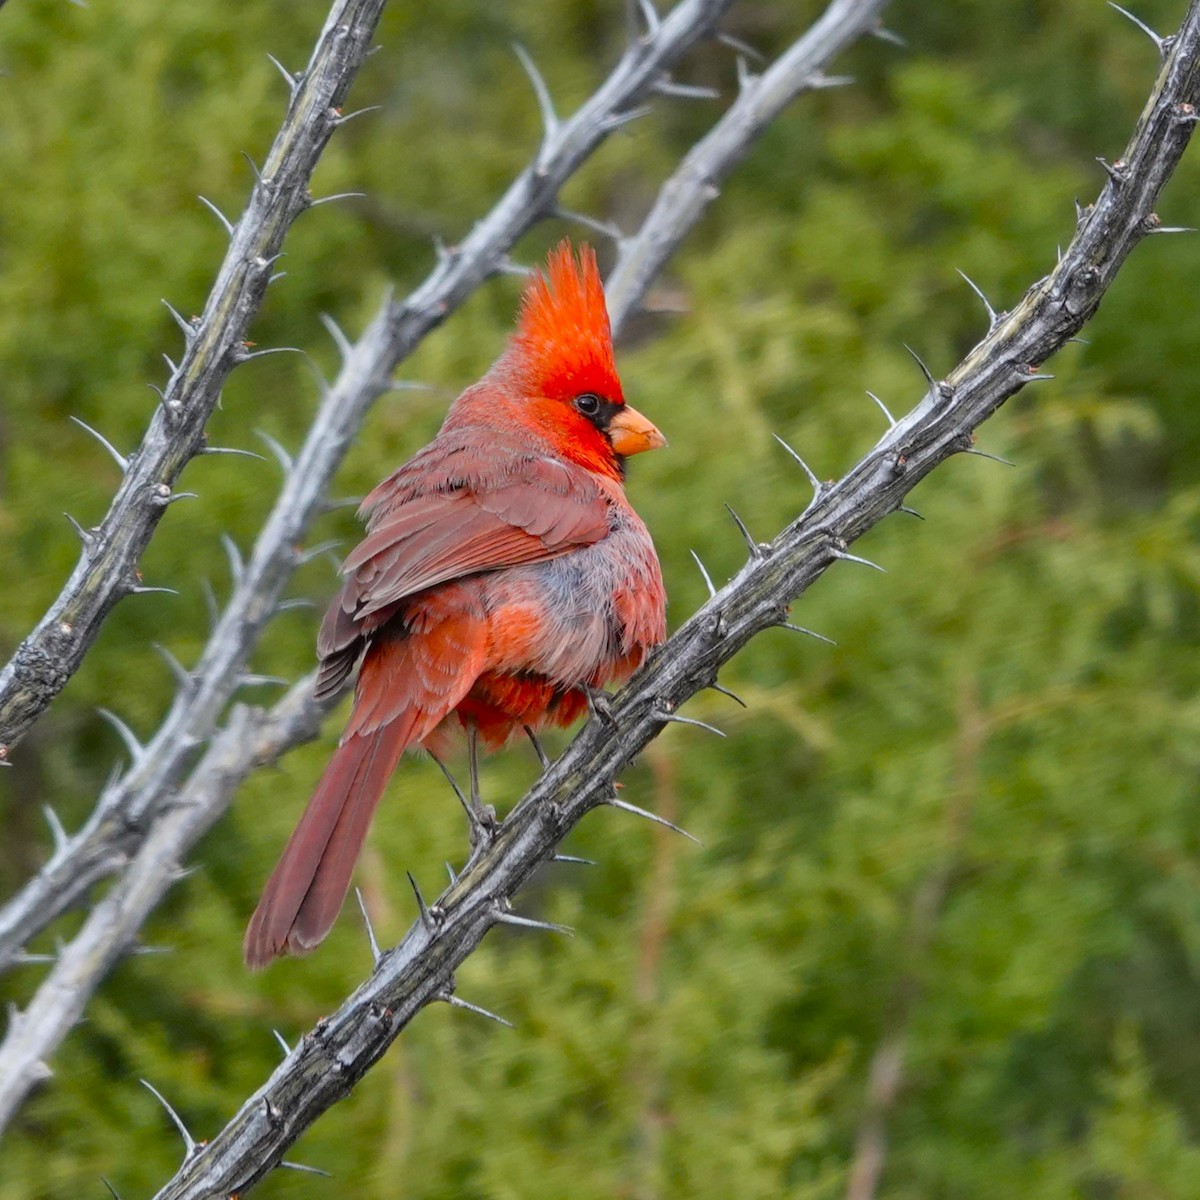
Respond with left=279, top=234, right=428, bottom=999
left=608, top=404, right=666, bottom=457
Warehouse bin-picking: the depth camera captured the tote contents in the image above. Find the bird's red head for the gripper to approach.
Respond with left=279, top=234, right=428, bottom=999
left=484, top=240, right=665, bottom=479
left=510, top=240, right=624, bottom=406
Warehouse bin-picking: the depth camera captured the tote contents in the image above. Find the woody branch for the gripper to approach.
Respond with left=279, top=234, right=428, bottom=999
left=0, top=0, right=738, bottom=976
left=0, top=0, right=887, bottom=1131
left=0, top=0, right=388, bottom=755
left=133, top=5, right=1199, bottom=1197
left=2, top=0, right=907, bottom=1133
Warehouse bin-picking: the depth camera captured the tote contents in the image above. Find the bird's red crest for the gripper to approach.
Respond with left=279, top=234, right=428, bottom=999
left=507, top=241, right=624, bottom=405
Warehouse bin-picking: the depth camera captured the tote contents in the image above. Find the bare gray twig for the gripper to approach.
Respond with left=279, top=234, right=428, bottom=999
left=607, top=0, right=893, bottom=328
left=0, top=0, right=388, bottom=754
left=142, top=6, right=1200, bottom=1194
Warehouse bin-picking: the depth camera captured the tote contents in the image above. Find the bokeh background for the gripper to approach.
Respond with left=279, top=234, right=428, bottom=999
left=3, top=1, right=1200, bottom=1196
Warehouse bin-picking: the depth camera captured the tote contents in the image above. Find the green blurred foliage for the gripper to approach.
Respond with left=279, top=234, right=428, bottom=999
left=2, top=0, right=1199, bottom=1196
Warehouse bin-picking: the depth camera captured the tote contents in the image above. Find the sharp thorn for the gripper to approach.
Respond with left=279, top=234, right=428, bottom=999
left=140, top=1080, right=197, bottom=1159
left=808, top=72, right=855, bottom=90
left=954, top=268, right=998, bottom=324
left=902, top=343, right=937, bottom=390
left=64, top=512, right=95, bottom=549
left=297, top=539, right=342, bottom=565
left=275, top=597, right=316, bottom=613
left=689, top=549, right=717, bottom=599
left=238, top=673, right=288, bottom=688
left=235, top=344, right=303, bottom=362
left=318, top=312, right=354, bottom=362
left=200, top=444, right=267, bottom=461
left=652, top=707, right=726, bottom=738
left=279, top=1161, right=332, bottom=1179
left=266, top=52, right=300, bottom=94
left=1107, top=3, right=1167, bottom=54
left=493, top=904, right=573, bottom=936
left=872, top=23, right=907, bottom=47
left=445, top=861, right=458, bottom=885
left=772, top=433, right=824, bottom=499
left=255, top=429, right=295, bottom=473
left=220, top=533, right=245, bottom=583
left=333, top=104, right=383, bottom=126
left=607, top=797, right=701, bottom=845
left=553, top=854, right=595, bottom=866
left=272, top=1029, right=292, bottom=1057
left=69, top=416, right=128, bottom=471
left=898, top=504, right=925, bottom=520
left=652, top=76, right=720, bottom=100
left=200, top=579, right=221, bottom=631
left=832, top=546, right=887, bottom=573
left=709, top=681, right=747, bottom=708
left=42, top=804, right=70, bottom=854
left=724, top=502, right=765, bottom=559
left=964, top=447, right=1015, bottom=467
left=97, top=708, right=145, bottom=763
left=100, top=1177, right=122, bottom=1200
left=598, top=105, right=650, bottom=133
left=308, top=190, right=366, bottom=208
left=443, top=993, right=514, bottom=1028
left=351, top=887, right=382, bottom=964
left=241, top=150, right=262, bottom=181
left=196, top=194, right=235, bottom=236
left=129, top=583, right=180, bottom=596
left=716, top=30, right=764, bottom=62
left=160, top=299, right=196, bottom=341
left=737, top=56, right=759, bottom=93
left=552, top=206, right=624, bottom=241
left=628, top=0, right=661, bottom=39
left=865, top=391, right=898, bottom=428
left=779, top=621, right=837, bottom=646
left=512, top=42, right=560, bottom=143
left=128, top=943, right=174, bottom=957
left=407, top=871, right=437, bottom=932
left=14, top=951, right=57, bottom=965
left=163, top=353, right=179, bottom=377
left=1146, top=224, right=1197, bottom=235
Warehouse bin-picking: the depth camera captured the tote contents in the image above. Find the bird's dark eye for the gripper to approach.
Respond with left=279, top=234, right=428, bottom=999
left=574, top=393, right=601, bottom=417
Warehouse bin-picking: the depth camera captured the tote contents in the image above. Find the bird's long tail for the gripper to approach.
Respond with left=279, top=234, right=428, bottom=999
left=243, top=720, right=411, bottom=968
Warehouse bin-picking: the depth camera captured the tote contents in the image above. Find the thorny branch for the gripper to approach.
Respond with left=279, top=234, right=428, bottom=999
left=135, top=5, right=1200, bottom=1196
left=0, top=0, right=388, bottom=754
left=0, top=0, right=736, bottom=973
left=0, top=0, right=774, bottom=1131
left=607, top=0, right=894, bottom=328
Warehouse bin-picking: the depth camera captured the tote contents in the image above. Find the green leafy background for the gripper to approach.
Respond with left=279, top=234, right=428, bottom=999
left=2, top=2, right=1199, bottom=1196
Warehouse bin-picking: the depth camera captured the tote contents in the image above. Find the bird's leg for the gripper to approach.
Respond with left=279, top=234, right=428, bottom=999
left=523, top=724, right=550, bottom=770
left=584, top=684, right=618, bottom=728
left=429, top=746, right=495, bottom=852
left=465, top=725, right=498, bottom=849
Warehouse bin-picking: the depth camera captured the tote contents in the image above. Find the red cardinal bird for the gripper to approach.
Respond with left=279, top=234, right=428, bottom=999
left=244, top=242, right=666, bottom=967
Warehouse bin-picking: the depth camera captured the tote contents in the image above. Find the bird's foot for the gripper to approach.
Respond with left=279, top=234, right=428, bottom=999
left=584, top=685, right=618, bottom=729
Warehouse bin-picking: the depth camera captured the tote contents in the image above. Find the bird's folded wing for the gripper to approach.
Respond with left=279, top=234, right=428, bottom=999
left=335, top=457, right=610, bottom=623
